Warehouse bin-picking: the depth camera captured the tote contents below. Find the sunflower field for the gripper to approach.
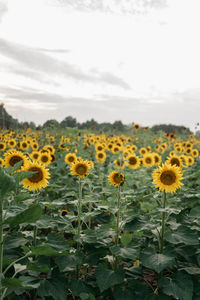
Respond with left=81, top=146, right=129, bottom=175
left=0, top=126, right=200, bottom=300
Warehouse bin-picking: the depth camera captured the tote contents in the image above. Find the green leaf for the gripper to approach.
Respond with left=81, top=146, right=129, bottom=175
left=5, top=204, right=42, bottom=227
left=46, top=232, right=69, bottom=252
left=110, top=245, right=138, bottom=260
left=68, top=279, right=91, bottom=297
left=165, top=226, right=199, bottom=245
left=31, top=245, right=65, bottom=256
left=0, top=167, right=16, bottom=195
left=4, top=233, right=28, bottom=250
left=37, top=271, right=68, bottom=300
left=2, top=278, right=23, bottom=288
left=141, top=252, right=174, bottom=273
left=158, top=272, right=193, bottom=300
left=180, top=267, right=200, bottom=275
left=56, top=253, right=83, bottom=271
left=95, top=264, right=125, bottom=292
left=121, top=233, right=132, bottom=247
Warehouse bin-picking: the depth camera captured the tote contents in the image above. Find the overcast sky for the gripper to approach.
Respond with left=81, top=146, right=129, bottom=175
left=0, top=0, right=200, bottom=130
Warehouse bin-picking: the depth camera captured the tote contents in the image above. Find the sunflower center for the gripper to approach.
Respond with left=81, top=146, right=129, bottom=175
left=145, top=158, right=152, bottom=164
left=28, top=167, right=44, bottom=183
left=22, top=143, right=27, bottom=148
left=9, top=156, right=23, bottom=167
left=129, top=157, right=137, bottom=165
left=113, top=173, right=123, bottom=183
left=98, top=153, right=103, bottom=158
left=170, top=158, right=180, bottom=166
left=76, top=164, right=87, bottom=175
left=68, top=156, right=75, bottom=162
left=160, top=171, right=176, bottom=185
left=0, top=144, right=4, bottom=149
left=155, top=156, right=159, bottom=163
left=97, top=146, right=103, bottom=151
left=33, top=154, right=39, bottom=159
left=10, top=141, right=14, bottom=145
left=41, top=155, right=49, bottom=163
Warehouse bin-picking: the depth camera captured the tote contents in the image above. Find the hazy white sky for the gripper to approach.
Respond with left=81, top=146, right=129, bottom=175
left=0, top=0, right=200, bottom=130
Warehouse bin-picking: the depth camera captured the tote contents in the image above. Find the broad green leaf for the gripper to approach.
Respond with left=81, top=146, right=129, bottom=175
left=0, top=167, right=15, bottom=195
left=68, top=279, right=91, bottom=297
left=110, top=245, right=138, bottom=260
left=2, top=278, right=23, bottom=288
left=5, top=204, right=42, bottom=227
left=180, top=267, right=200, bottom=275
left=158, top=272, right=193, bottom=300
left=31, top=245, right=66, bottom=256
left=56, top=253, right=83, bottom=271
left=141, top=252, right=174, bottom=273
left=95, top=264, right=125, bottom=292
left=46, top=232, right=69, bottom=251
left=165, top=226, right=199, bottom=245
left=4, top=233, right=27, bottom=250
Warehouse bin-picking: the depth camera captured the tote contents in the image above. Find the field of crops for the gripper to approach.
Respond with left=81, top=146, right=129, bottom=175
left=0, top=126, right=200, bottom=300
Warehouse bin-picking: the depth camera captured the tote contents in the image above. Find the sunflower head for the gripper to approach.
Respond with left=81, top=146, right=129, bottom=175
left=39, top=153, right=52, bottom=166
left=126, top=154, right=140, bottom=169
left=143, top=154, right=154, bottom=167
left=108, top=171, right=124, bottom=187
left=65, top=153, right=77, bottom=165
left=4, top=150, right=29, bottom=171
left=96, top=151, right=106, bottom=163
left=166, top=155, right=182, bottom=168
left=70, top=160, right=90, bottom=178
left=152, top=163, right=183, bottom=193
left=22, top=162, right=50, bottom=191
left=61, top=209, right=69, bottom=216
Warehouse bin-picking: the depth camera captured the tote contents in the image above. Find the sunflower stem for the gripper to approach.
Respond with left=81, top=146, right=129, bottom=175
left=77, top=178, right=83, bottom=248
left=116, top=185, right=121, bottom=245
left=0, top=196, right=4, bottom=300
left=160, top=191, right=167, bottom=253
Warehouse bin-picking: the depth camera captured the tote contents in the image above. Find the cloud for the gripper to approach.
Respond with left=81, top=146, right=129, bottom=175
left=0, top=1, right=7, bottom=23
left=0, top=38, right=130, bottom=89
left=54, top=0, right=167, bottom=14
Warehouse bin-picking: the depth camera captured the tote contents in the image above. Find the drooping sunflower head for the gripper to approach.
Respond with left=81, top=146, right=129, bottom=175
left=152, top=162, right=183, bottom=193
left=4, top=150, right=29, bottom=171
left=70, top=160, right=90, bottom=178
left=114, top=159, right=124, bottom=169
left=22, top=162, right=50, bottom=191
left=61, top=209, right=69, bottom=216
left=126, top=154, right=140, bottom=169
left=108, top=171, right=124, bottom=187
left=65, top=153, right=77, bottom=165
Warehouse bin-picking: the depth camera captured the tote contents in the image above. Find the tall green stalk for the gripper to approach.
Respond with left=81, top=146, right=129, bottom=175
left=0, top=196, right=3, bottom=300
left=77, top=178, right=83, bottom=247
left=160, top=191, right=167, bottom=253
left=116, top=186, right=121, bottom=245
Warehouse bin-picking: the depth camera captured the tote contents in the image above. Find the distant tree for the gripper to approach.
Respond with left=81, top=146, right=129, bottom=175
left=151, top=124, right=191, bottom=134
left=113, top=120, right=124, bottom=131
left=43, top=119, right=60, bottom=128
left=78, top=119, right=98, bottom=129
left=60, top=116, right=77, bottom=128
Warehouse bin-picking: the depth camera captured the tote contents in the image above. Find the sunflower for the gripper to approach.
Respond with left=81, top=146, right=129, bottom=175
left=0, top=158, right=4, bottom=167
left=95, top=143, right=104, bottom=152
left=186, top=156, right=194, bottom=166
left=126, top=154, right=140, bottom=169
left=70, top=160, right=90, bottom=178
left=61, top=209, right=69, bottom=216
left=4, top=150, right=29, bottom=171
left=22, top=162, right=50, bottom=191
left=133, top=123, right=140, bottom=130
left=112, top=145, right=120, bottom=154
left=108, top=171, right=124, bottom=187
left=0, top=142, right=6, bottom=151
left=30, top=151, right=41, bottom=162
left=152, top=163, right=183, bottom=193
left=166, top=155, right=183, bottom=168
left=64, top=153, right=77, bottom=165
left=114, top=159, right=125, bottom=169
left=153, top=153, right=162, bottom=166
left=191, top=149, right=199, bottom=158
left=31, top=142, right=39, bottom=151
left=96, top=151, right=106, bottom=164
left=139, top=148, right=147, bottom=156
left=7, top=139, right=17, bottom=148
left=39, top=152, right=52, bottom=166
left=50, top=153, right=56, bottom=163
left=20, top=140, right=29, bottom=151
left=142, top=154, right=154, bottom=167
left=43, top=145, right=55, bottom=154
